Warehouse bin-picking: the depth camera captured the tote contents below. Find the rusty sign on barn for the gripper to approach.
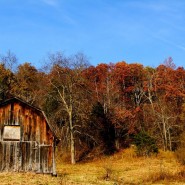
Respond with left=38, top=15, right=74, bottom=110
left=0, top=97, right=57, bottom=175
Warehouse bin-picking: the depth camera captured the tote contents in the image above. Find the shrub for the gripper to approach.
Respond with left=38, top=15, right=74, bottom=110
left=133, top=130, right=158, bottom=156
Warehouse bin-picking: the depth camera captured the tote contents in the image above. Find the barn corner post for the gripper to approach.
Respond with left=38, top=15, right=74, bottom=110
left=52, top=138, right=57, bottom=176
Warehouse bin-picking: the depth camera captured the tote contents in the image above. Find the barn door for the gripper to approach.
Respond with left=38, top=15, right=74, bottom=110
left=0, top=141, right=54, bottom=174
left=0, top=141, right=40, bottom=172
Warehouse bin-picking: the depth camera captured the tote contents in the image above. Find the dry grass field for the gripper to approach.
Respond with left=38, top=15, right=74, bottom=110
left=1, top=148, right=185, bottom=185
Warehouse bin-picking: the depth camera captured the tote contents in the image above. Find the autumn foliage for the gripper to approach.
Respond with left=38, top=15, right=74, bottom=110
left=0, top=52, right=185, bottom=163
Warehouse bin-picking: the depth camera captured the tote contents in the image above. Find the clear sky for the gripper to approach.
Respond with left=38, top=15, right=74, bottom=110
left=0, top=0, right=185, bottom=68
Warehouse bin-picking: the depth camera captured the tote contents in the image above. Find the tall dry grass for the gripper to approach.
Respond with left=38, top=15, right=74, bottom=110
left=1, top=147, right=185, bottom=184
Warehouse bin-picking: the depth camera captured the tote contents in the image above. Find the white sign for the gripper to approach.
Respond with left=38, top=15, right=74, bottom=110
left=3, top=126, right=20, bottom=141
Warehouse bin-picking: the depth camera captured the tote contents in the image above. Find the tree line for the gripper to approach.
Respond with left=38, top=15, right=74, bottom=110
left=0, top=51, right=185, bottom=164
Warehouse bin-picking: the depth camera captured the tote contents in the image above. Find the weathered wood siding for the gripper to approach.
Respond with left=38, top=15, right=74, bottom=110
left=0, top=99, right=55, bottom=174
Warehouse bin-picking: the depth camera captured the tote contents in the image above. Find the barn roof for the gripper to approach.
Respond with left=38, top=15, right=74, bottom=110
left=0, top=96, right=59, bottom=140
left=0, top=96, right=42, bottom=111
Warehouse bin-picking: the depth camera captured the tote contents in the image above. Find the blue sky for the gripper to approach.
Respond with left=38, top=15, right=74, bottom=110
left=0, top=0, right=185, bottom=68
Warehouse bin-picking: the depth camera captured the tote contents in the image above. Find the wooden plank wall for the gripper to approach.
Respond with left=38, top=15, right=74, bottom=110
left=0, top=141, right=53, bottom=173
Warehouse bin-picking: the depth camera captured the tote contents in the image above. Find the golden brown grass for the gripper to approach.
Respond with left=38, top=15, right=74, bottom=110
left=1, top=148, right=185, bottom=184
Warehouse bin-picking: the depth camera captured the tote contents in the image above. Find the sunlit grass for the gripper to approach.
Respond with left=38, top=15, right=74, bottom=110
left=1, top=147, right=185, bottom=184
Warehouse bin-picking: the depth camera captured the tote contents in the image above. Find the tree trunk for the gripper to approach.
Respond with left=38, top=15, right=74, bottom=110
left=162, top=119, right=167, bottom=151
left=115, top=138, right=120, bottom=150
left=70, top=129, right=75, bottom=164
left=69, top=111, right=75, bottom=164
left=168, top=127, right=172, bottom=151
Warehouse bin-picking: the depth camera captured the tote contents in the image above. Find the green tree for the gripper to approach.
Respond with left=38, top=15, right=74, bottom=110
left=134, top=130, right=158, bottom=156
left=89, top=102, right=116, bottom=155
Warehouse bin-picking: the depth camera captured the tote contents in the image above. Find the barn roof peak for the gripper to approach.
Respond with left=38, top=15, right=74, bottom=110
left=0, top=96, right=42, bottom=112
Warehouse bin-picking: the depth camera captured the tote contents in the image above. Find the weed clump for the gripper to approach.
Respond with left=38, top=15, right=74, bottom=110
left=144, top=169, right=185, bottom=183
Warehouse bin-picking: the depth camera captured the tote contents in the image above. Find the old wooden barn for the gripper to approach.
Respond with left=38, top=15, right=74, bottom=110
left=0, top=97, right=57, bottom=175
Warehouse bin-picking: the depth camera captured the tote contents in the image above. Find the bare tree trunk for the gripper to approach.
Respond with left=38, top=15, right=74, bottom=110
left=167, top=126, right=172, bottom=151
left=115, top=138, right=120, bottom=150
left=69, top=111, right=75, bottom=164
left=70, top=129, right=75, bottom=164
left=162, top=118, right=167, bottom=151
left=95, top=80, right=99, bottom=102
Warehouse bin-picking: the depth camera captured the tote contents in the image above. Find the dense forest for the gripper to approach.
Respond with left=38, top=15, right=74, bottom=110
left=1, top=51, right=185, bottom=164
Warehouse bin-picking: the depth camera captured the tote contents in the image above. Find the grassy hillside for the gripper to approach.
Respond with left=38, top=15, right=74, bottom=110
left=1, top=148, right=185, bottom=185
